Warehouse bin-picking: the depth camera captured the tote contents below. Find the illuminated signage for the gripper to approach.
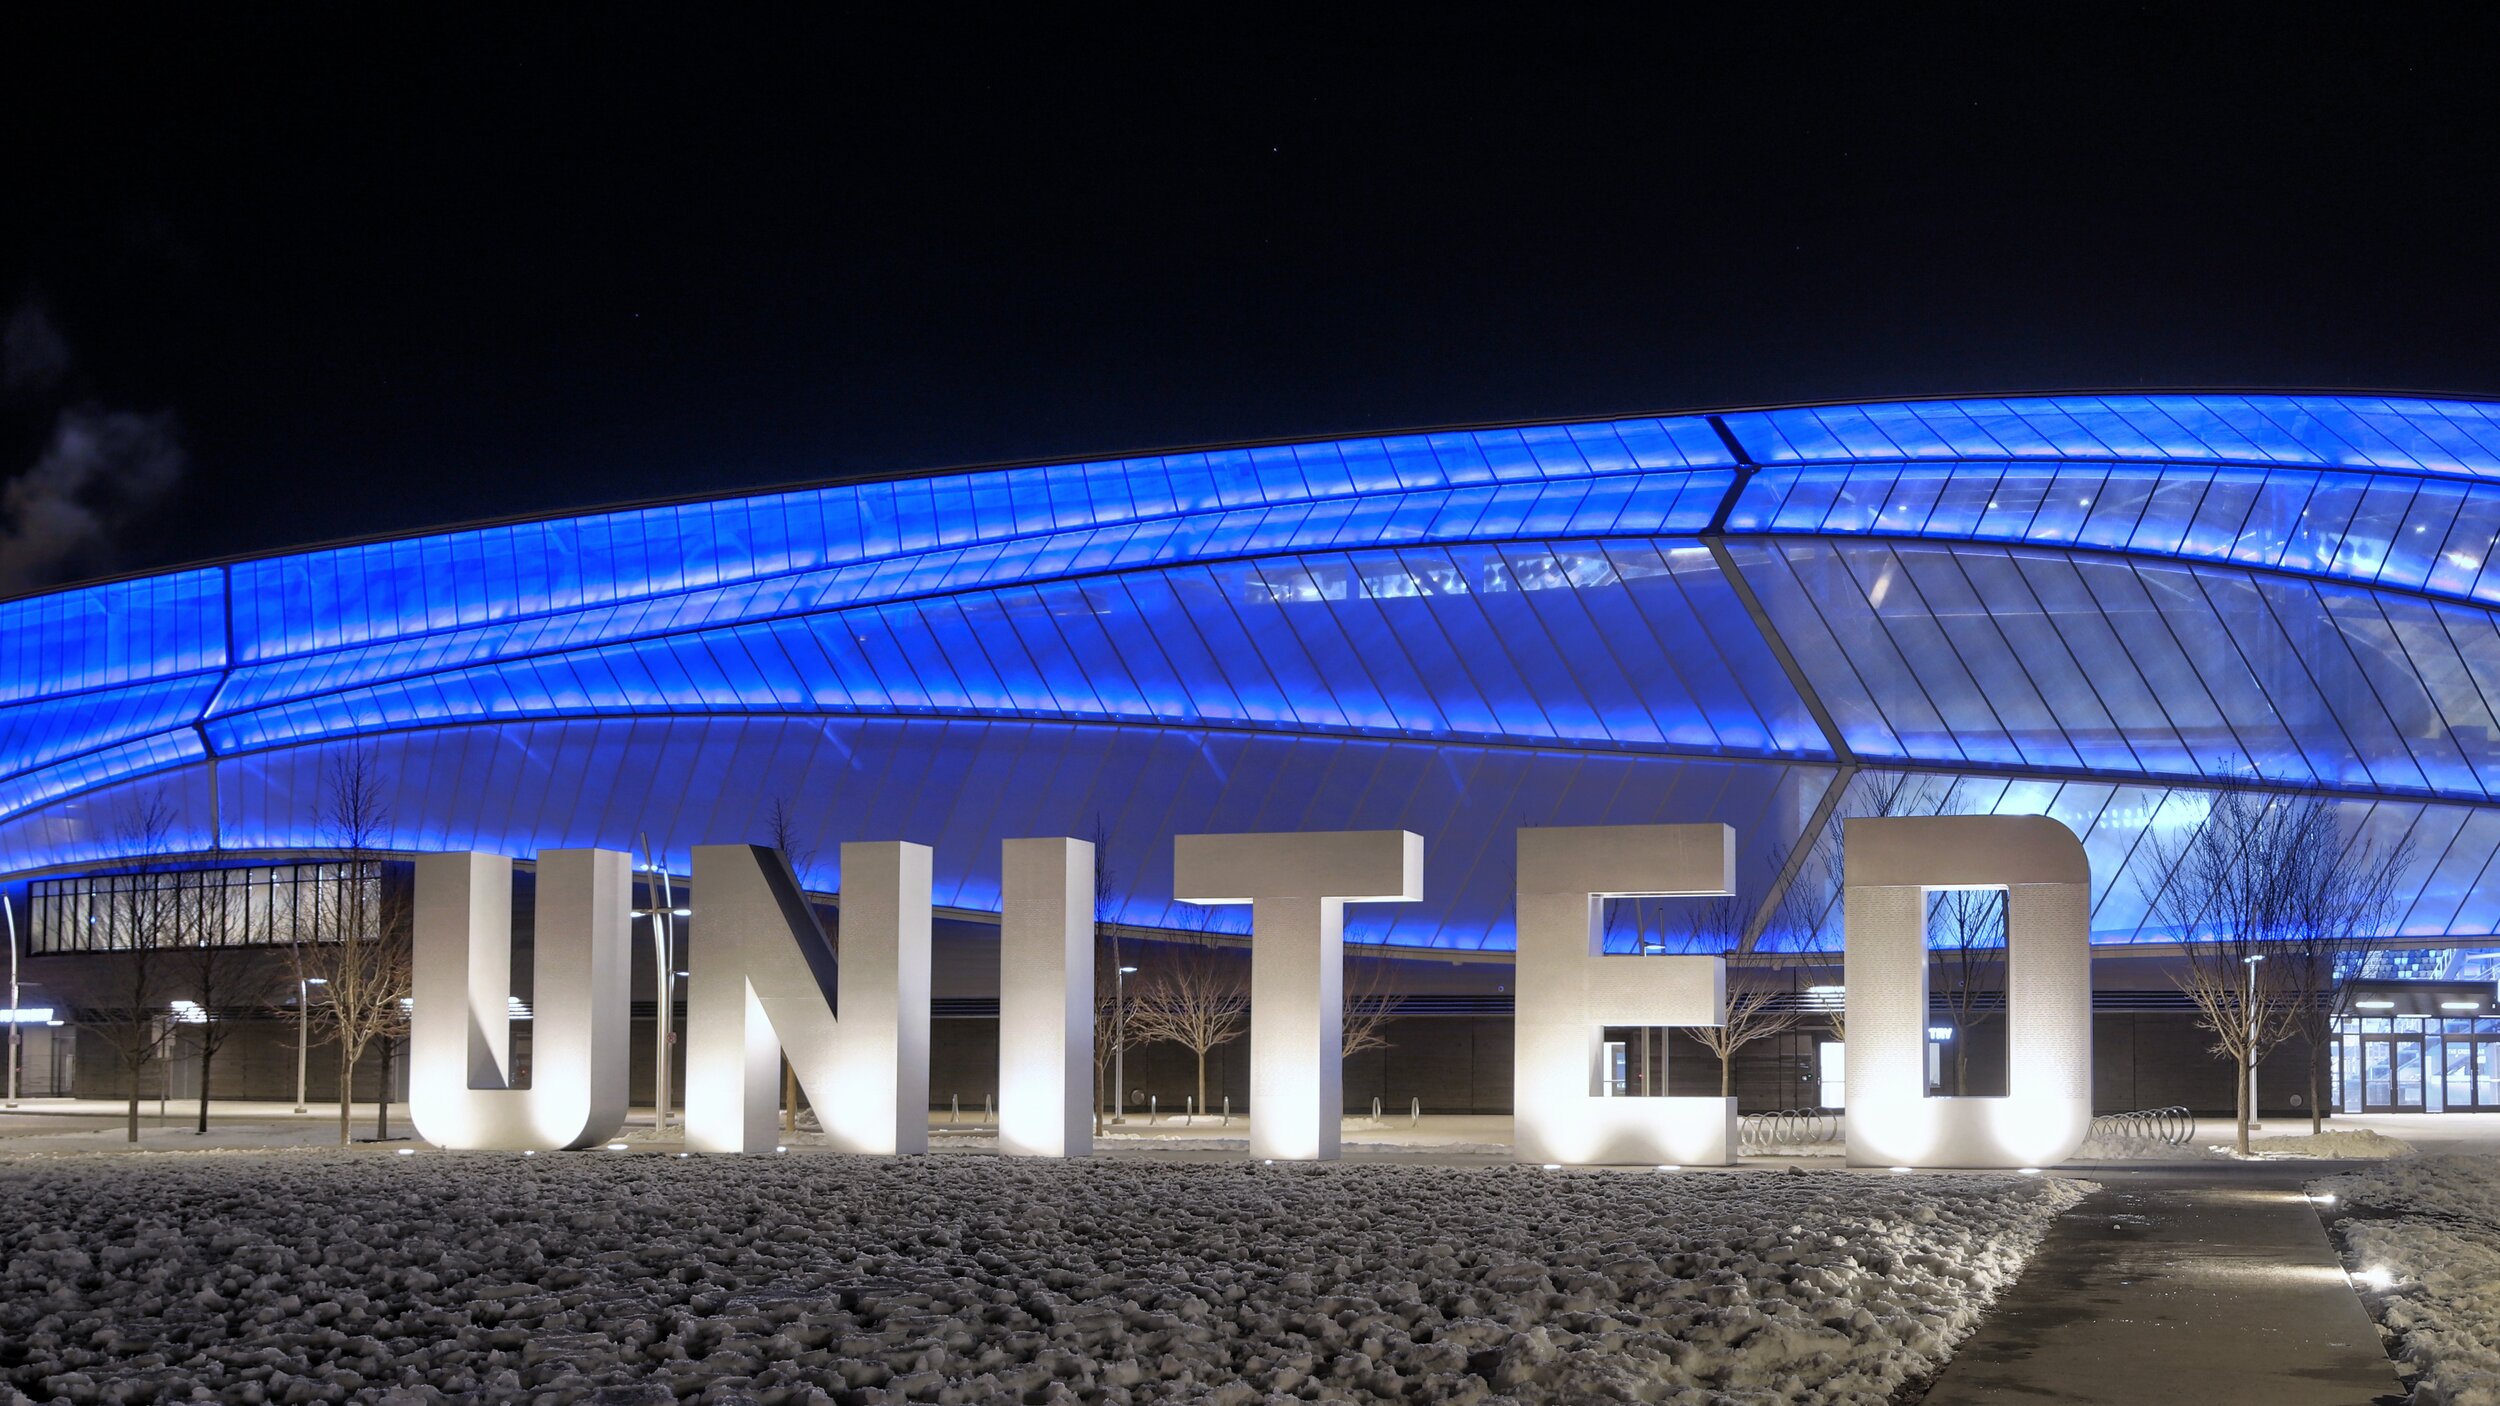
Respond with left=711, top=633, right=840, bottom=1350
left=406, top=818, right=2092, bottom=1169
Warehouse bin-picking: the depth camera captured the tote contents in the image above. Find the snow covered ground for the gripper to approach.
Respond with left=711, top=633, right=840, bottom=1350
left=2236, top=1128, right=2417, bottom=1160
left=2313, top=1156, right=2500, bottom=1406
left=0, top=1149, right=2086, bottom=1404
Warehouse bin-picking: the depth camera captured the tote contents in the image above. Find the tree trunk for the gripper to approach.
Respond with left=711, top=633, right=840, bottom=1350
left=337, top=1048, right=354, bottom=1146
left=1719, top=1051, right=1733, bottom=1099
left=196, top=1039, right=215, bottom=1135
left=2235, top=1047, right=2251, bottom=1157
left=2309, top=1034, right=2326, bottom=1135
left=1195, top=1049, right=1208, bottom=1122
left=376, top=1036, right=393, bottom=1140
left=1954, top=1031, right=1969, bottom=1097
left=127, top=1063, right=142, bottom=1144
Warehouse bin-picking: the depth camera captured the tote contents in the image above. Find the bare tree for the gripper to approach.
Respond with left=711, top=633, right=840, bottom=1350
left=303, top=745, right=413, bottom=1145
left=2152, top=784, right=2307, bottom=1156
left=1689, top=986, right=1810, bottom=1098
left=1340, top=954, right=1406, bottom=1062
left=762, top=795, right=817, bottom=891
left=1793, top=772, right=1941, bottom=939
left=1125, top=926, right=1247, bottom=1117
left=1597, top=833, right=1822, bottom=1098
left=1929, top=888, right=2004, bottom=1094
left=2270, top=796, right=2409, bottom=1133
left=79, top=795, right=193, bottom=1143
left=178, top=876, right=278, bottom=1134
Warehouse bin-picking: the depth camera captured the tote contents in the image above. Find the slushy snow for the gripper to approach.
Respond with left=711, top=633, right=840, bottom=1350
left=0, top=1151, right=2083, bottom=1404
left=2314, top=1155, right=2500, bottom=1406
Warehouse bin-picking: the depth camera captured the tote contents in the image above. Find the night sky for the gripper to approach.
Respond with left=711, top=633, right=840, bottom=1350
left=4, top=7, right=2497, bottom=593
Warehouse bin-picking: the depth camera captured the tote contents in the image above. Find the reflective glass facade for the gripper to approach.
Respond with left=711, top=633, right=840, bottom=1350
left=7, top=394, right=2500, bottom=954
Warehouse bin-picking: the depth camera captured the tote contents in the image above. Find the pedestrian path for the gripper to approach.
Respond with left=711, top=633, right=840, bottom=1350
left=1921, top=1167, right=2402, bottom=1405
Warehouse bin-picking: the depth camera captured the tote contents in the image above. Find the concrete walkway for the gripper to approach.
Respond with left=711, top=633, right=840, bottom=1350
left=1922, top=1166, right=2402, bottom=1405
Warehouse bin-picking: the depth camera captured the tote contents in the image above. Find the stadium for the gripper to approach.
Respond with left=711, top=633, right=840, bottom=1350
left=7, top=393, right=2499, bottom=1120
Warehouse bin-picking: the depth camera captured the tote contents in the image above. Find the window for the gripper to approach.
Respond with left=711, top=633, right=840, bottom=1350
left=26, top=862, right=385, bottom=954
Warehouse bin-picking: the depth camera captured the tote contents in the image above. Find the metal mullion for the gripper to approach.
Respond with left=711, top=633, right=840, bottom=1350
left=2036, top=781, right=2125, bottom=932
left=1701, top=537, right=1861, bottom=762
left=2149, top=459, right=2228, bottom=557
left=2365, top=480, right=2430, bottom=590
left=2339, top=587, right=2484, bottom=796
left=2432, top=808, right=2500, bottom=936
left=2211, top=569, right=2381, bottom=788
left=1893, top=543, right=2078, bottom=767
left=995, top=582, right=1106, bottom=719
left=1738, top=762, right=1852, bottom=952
left=1996, top=459, right=2059, bottom=541
left=2111, top=785, right=2213, bottom=944
left=877, top=598, right=979, bottom=713
left=1382, top=545, right=1525, bottom=739
left=1217, top=557, right=1368, bottom=733
left=2396, top=800, right=2477, bottom=935
left=1994, top=548, right=2155, bottom=775
left=919, top=592, right=1019, bottom=715
left=2425, top=602, right=2500, bottom=794
left=1079, top=574, right=1195, bottom=723
left=1642, top=540, right=1802, bottom=755
left=2074, top=556, right=2260, bottom=781
left=1491, top=541, right=1639, bottom=744
left=2088, top=462, right=2160, bottom=546
left=1854, top=464, right=1911, bottom=536
left=2217, top=463, right=2282, bottom=565
left=1594, top=540, right=1747, bottom=753
left=1341, top=554, right=1464, bottom=737
left=1271, top=551, right=1403, bottom=733
left=1827, top=541, right=1979, bottom=763
left=1409, top=546, right=1567, bottom=744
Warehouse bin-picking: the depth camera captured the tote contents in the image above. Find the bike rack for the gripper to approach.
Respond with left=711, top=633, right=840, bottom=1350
left=2083, top=1105, right=2195, bottom=1151
left=1736, top=1108, right=1844, bottom=1155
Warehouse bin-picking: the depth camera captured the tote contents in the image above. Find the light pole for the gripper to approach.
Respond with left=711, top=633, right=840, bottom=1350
left=2244, top=953, right=2266, bottom=1132
left=1112, top=964, right=1138, bottom=1124
left=295, top=976, right=326, bottom=1114
left=633, top=838, right=688, bottom=1134
left=4, top=895, right=20, bottom=1109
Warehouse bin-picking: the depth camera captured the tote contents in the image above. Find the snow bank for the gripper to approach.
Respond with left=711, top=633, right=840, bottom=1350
left=2220, top=1128, right=2418, bottom=1161
left=0, top=1151, right=2083, bottom=1404
left=2314, top=1155, right=2500, bottom=1406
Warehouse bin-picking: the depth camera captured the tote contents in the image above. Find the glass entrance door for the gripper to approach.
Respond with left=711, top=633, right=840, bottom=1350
left=2359, top=1035, right=2425, bottom=1112
left=2449, top=1037, right=2500, bottom=1111
left=2334, top=1012, right=2500, bottom=1114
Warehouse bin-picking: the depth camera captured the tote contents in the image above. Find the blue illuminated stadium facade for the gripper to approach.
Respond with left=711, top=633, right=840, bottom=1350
left=12, top=393, right=2500, bottom=967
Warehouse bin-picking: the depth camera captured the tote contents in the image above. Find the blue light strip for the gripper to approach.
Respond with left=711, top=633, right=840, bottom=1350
left=1722, top=395, right=2500, bottom=477
left=6, top=394, right=2500, bottom=952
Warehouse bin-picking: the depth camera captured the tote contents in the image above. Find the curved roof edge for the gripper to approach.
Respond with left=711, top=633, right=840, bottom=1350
left=9, top=385, right=2497, bottom=607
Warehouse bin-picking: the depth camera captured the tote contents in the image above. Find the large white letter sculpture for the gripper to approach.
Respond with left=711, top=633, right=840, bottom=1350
left=684, top=841, right=931, bottom=1155
left=1172, top=830, right=1422, bottom=1161
left=1515, top=824, right=1739, bottom=1166
left=999, top=836, right=1093, bottom=1157
left=410, top=849, right=632, bottom=1150
left=1844, top=815, right=2093, bottom=1168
